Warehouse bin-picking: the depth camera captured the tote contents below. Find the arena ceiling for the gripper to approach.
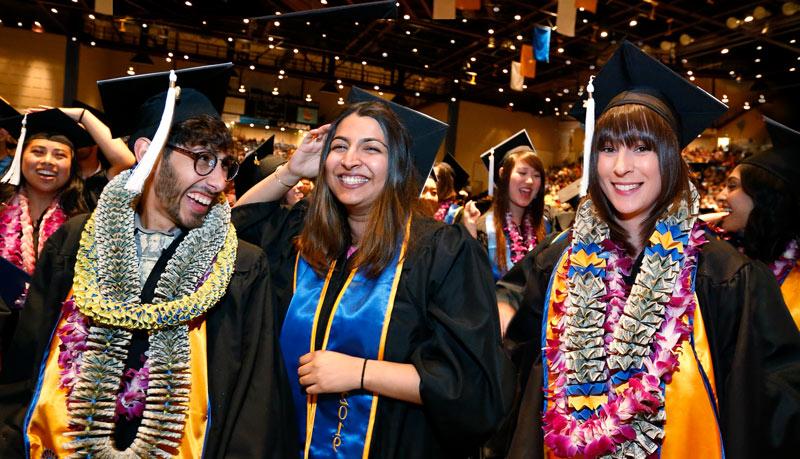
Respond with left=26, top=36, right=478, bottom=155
left=4, top=0, right=800, bottom=122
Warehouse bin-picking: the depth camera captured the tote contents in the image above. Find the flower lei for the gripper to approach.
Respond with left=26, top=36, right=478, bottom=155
left=503, top=211, right=537, bottom=264
left=0, top=190, right=66, bottom=275
left=542, top=185, right=707, bottom=458
left=433, top=199, right=456, bottom=222
left=769, top=239, right=799, bottom=285
left=56, top=170, right=237, bottom=457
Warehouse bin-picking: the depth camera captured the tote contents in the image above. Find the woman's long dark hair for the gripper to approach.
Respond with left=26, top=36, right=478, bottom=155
left=295, top=101, right=419, bottom=278
left=739, top=164, right=800, bottom=263
left=433, top=162, right=457, bottom=202
left=0, top=133, right=87, bottom=216
left=587, top=104, right=689, bottom=254
left=491, top=149, right=546, bottom=272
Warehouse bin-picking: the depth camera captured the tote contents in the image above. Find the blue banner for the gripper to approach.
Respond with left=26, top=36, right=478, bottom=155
left=534, top=26, right=551, bottom=63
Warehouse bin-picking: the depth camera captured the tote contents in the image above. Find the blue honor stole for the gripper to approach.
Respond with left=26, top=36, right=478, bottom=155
left=280, top=232, right=409, bottom=459
left=443, top=203, right=461, bottom=224
left=485, top=211, right=512, bottom=280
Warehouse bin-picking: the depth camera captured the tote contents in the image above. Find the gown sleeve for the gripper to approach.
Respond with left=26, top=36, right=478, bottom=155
left=696, top=239, right=800, bottom=458
left=405, top=221, right=515, bottom=446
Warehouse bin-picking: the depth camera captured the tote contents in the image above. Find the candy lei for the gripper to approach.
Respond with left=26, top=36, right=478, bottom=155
left=0, top=191, right=66, bottom=275
left=433, top=199, right=456, bottom=222
left=58, top=170, right=237, bottom=457
left=504, top=211, right=537, bottom=264
left=543, top=185, right=707, bottom=459
left=769, top=239, right=799, bottom=285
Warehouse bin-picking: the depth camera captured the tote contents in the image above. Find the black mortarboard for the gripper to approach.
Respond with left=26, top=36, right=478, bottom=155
left=0, top=97, right=20, bottom=120
left=97, top=62, right=234, bottom=142
left=235, top=136, right=285, bottom=198
left=741, top=117, right=800, bottom=185
left=0, top=257, right=30, bottom=309
left=442, top=154, right=470, bottom=190
left=347, top=87, right=449, bottom=194
left=479, top=129, right=535, bottom=183
left=568, top=40, right=727, bottom=148
left=252, top=0, right=397, bottom=25
left=0, top=109, right=95, bottom=149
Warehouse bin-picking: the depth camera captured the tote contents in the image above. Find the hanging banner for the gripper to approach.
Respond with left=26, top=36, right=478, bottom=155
left=576, top=0, right=598, bottom=13
left=510, top=62, right=524, bottom=91
left=95, top=0, right=113, bottom=15
left=520, top=45, right=537, bottom=78
left=556, top=0, right=577, bottom=37
left=534, top=26, right=551, bottom=62
left=455, top=0, right=481, bottom=10
left=433, top=0, right=456, bottom=19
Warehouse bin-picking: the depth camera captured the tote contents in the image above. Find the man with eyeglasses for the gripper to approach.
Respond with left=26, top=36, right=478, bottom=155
left=0, top=64, right=296, bottom=458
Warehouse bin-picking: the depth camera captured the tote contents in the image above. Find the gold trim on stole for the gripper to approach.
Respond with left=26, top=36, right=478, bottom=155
left=781, top=265, right=800, bottom=330
left=26, top=291, right=210, bottom=458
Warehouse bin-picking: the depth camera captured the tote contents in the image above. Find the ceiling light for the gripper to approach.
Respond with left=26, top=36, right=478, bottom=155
left=545, top=97, right=551, bottom=102
left=127, top=66, right=135, bottom=76
left=514, top=15, right=521, bottom=21
left=502, top=69, right=508, bottom=74
left=362, top=60, right=368, bottom=64
left=249, top=64, right=255, bottom=70
left=470, top=57, right=476, bottom=62
left=382, top=52, right=388, bottom=57
left=274, top=21, right=280, bottom=26
left=184, top=1, right=192, bottom=6
left=755, top=58, right=761, bottom=63
left=279, top=69, right=285, bottom=75
left=516, top=35, right=523, bottom=41
left=415, top=92, right=420, bottom=97
left=509, top=102, right=514, bottom=107
left=462, top=18, right=467, bottom=23
left=791, top=39, right=797, bottom=44
left=757, top=45, right=763, bottom=50
left=451, top=97, right=457, bottom=102
left=687, top=70, right=693, bottom=75
left=689, top=76, right=696, bottom=81
left=90, top=41, right=96, bottom=46
left=600, top=31, right=608, bottom=38
left=403, top=14, right=410, bottom=20
left=755, top=73, right=762, bottom=78
left=337, top=98, right=345, bottom=105
left=269, top=44, right=275, bottom=49
left=791, top=67, right=797, bottom=72
left=498, top=88, right=504, bottom=92
left=629, top=19, right=638, bottom=27
left=453, top=79, right=459, bottom=83
left=51, top=8, right=58, bottom=13
left=424, top=64, right=429, bottom=68
left=142, top=23, right=148, bottom=28
left=334, top=55, right=340, bottom=60
left=450, top=39, right=456, bottom=44
left=227, top=37, right=233, bottom=42
left=488, top=28, right=495, bottom=34
left=405, top=30, right=411, bottom=35
left=243, top=18, right=250, bottom=24
left=721, top=48, right=729, bottom=54
left=729, top=70, right=736, bottom=75
left=374, top=85, right=380, bottom=90
left=744, top=15, right=754, bottom=22
left=557, top=47, right=564, bottom=53
left=412, top=48, right=418, bottom=53
left=249, top=123, right=255, bottom=128
left=280, top=127, right=286, bottom=131
left=88, top=14, right=95, bottom=20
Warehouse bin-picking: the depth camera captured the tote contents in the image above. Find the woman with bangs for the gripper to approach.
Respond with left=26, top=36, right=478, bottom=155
left=492, top=42, right=800, bottom=459
left=232, top=97, right=513, bottom=457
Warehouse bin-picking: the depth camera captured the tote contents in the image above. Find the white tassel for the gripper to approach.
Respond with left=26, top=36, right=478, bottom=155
left=488, top=149, right=495, bottom=197
left=579, top=75, right=595, bottom=197
left=1, top=114, right=28, bottom=186
left=125, top=70, right=179, bottom=194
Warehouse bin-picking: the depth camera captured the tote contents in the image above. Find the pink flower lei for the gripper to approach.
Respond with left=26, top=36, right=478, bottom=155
left=769, top=239, right=799, bottom=285
left=0, top=190, right=67, bottom=275
left=433, top=198, right=456, bottom=222
left=57, top=297, right=150, bottom=420
left=503, top=211, right=537, bottom=264
left=542, top=221, right=708, bottom=458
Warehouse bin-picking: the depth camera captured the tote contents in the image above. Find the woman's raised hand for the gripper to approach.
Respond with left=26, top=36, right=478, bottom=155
left=287, top=124, right=331, bottom=179
left=462, top=200, right=481, bottom=239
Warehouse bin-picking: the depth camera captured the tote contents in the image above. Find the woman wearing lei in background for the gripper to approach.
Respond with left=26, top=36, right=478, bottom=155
left=462, top=130, right=549, bottom=335
left=233, top=88, right=513, bottom=458
left=492, top=41, right=800, bottom=459
left=713, top=117, right=800, bottom=329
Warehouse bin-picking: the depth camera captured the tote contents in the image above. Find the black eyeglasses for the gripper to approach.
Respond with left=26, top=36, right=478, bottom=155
left=167, top=144, right=239, bottom=181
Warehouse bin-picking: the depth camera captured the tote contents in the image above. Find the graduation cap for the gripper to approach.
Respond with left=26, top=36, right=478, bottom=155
left=741, top=117, right=800, bottom=186
left=0, top=257, right=31, bottom=309
left=235, top=136, right=286, bottom=198
left=346, top=87, right=449, bottom=194
left=0, top=96, right=20, bottom=120
left=441, top=153, right=470, bottom=191
left=0, top=109, right=95, bottom=185
left=97, top=62, right=234, bottom=193
left=568, top=40, right=728, bottom=196
left=251, top=0, right=397, bottom=26
left=479, top=129, right=535, bottom=196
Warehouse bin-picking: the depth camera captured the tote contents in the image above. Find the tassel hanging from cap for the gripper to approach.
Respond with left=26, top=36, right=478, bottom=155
left=1, top=113, right=28, bottom=186
left=125, top=70, right=180, bottom=193
left=579, top=75, right=595, bottom=197
left=488, top=149, right=495, bottom=197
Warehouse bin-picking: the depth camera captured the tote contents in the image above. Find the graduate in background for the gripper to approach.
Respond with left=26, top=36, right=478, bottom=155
left=233, top=88, right=513, bottom=458
left=715, top=117, right=800, bottom=328
left=0, top=63, right=295, bottom=458
left=494, top=41, right=800, bottom=458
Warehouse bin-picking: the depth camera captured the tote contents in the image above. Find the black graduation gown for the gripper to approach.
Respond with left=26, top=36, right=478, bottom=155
left=232, top=201, right=515, bottom=458
left=0, top=214, right=297, bottom=458
left=492, top=231, right=800, bottom=459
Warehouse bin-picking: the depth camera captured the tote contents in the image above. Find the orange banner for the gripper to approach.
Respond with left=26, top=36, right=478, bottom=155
left=455, top=0, right=481, bottom=11
left=576, top=0, right=597, bottom=13
left=520, top=45, right=537, bottom=78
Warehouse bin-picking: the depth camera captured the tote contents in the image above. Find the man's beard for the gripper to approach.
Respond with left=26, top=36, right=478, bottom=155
left=154, top=158, right=213, bottom=229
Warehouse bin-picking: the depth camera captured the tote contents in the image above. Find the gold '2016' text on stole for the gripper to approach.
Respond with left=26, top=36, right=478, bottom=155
left=280, top=226, right=408, bottom=459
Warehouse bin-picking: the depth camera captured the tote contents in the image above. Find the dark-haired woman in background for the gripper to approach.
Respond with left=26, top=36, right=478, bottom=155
left=233, top=99, right=512, bottom=457
left=495, top=42, right=800, bottom=458
left=430, top=161, right=464, bottom=223
left=715, top=118, right=800, bottom=328
left=0, top=110, right=91, bottom=277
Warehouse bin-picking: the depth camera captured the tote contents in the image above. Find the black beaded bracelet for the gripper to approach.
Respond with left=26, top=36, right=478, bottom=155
left=360, top=358, right=368, bottom=390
